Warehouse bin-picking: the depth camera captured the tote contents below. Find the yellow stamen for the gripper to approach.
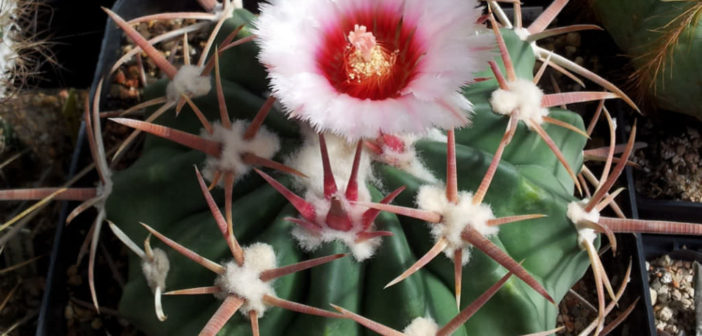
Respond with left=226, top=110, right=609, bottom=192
left=346, top=25, right=397, bottom=82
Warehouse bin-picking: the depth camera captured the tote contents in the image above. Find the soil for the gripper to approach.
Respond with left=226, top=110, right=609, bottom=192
left=648, top=254, right=697, bottom=335
left=0, top=89, right=85, bottom=335
left=557, top=267, right=636, bottom=335
left=632, top=115, right=702, bottom=203
left=107, top=18, right=211, bottom=104
left=556, top=234, right=647, bottom=336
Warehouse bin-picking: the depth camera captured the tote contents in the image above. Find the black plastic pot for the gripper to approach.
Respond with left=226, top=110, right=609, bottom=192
left=35, top=1, right=200, bottom=335
left=627, top=230, right=702, bottom=336
left=626, top=188, right=702, bottom=336
left=624, top=164, right=659, bottom=336
left=34, top=117, right=88, bottom=336
left=636, top=198, right=702, bottom=223
left=625, top=113, right=702, bottom=224
left=620, top=109, right=702, bottom=336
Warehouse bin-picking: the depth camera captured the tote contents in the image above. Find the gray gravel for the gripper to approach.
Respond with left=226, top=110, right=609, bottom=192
left=648, top=255, right=696, bottom=335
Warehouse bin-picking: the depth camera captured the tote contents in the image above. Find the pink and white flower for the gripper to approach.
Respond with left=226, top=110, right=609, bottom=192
left=255, top=0, right=494, bottom=140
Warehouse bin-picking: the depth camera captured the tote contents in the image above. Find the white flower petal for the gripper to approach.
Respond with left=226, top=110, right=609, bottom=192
left=256, top=0, right=494, bottom=139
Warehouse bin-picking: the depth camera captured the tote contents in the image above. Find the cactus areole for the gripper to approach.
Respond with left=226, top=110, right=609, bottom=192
left=106, top=3, right=595, bottom=336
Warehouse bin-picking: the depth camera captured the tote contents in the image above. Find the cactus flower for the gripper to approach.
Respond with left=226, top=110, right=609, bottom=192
left=255, top=0, right=494, bottom=140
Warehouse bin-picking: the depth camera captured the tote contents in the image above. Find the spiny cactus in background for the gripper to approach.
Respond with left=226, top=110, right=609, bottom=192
left=2, top=1, right=702, bottom=335
left=0, top=0, right=50, bottom=99
left=590, top=0, right=702, bottom=120
left=1, top=0, right=27, bottom=98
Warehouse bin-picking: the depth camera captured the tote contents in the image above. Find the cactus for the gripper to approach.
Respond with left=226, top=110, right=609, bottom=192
left=590, top=0, right=702, bottom=119
left=101, top=3, right=596, bottom=335
left=0, top=0, right=24, bottom=98
left=1, top=0, right=27, bottom=98
left=2, top=1, right=702, bottom=335
left=0, top=0, right=50, bottom=99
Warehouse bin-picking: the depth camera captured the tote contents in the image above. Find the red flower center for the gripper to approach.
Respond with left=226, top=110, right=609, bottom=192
left=316, top=8, right=424, bottom=100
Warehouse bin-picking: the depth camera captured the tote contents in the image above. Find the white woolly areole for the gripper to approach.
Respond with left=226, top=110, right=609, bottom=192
left=416, top=185, right=497, bottom=264
left=166, top=65, right=211, bottom=102
left=287, top=130, right=373, bottom=200
left=403, top=317, right=439, bottom=336
left=141, top=248, right=169, bottom=291
left=215, top=243, right=277, bottom=316
left=513, top=27, right=539, bottom=55
left=567, top=201, right=601, bottom=246
left=291, top=191, right=381, bottom=261
left=255, top=0, right=495, bottom=140
left=514, top=27, right=531, bottom=41
left=202, top=121, right=280, bottom=185
left=490, top=79, right=549, bottom=127
left=285, top=130, right=384, bottom=260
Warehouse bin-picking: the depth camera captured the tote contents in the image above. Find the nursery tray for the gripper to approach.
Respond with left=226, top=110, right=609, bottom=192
left=638, top=233, right=702, bottom=336
left=622, top=105, right=702, bottom=224
left=622, top=109, right=702, bottom=336
left=595, top=159, right=655, bottom=336
left=635, top=197, right=702, bottom=223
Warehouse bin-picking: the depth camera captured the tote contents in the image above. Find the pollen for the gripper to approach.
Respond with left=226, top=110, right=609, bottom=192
left=345, top=25, right=397, bottom=82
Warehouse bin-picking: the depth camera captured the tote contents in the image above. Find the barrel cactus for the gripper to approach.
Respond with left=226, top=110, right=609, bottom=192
left=590, top=0, right=702, bottom=119
left=3, top=0, right=702, bottom=335
left=105, top=2, right=592, bottom=335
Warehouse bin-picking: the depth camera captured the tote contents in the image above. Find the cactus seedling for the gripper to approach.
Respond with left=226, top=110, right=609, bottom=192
left=0, top=0, right=23, bottom=98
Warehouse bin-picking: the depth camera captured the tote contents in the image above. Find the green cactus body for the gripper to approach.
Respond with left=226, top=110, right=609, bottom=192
left=107, top=10, right=590, bottom=335
left=591, top=0, right=702, bottom=119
